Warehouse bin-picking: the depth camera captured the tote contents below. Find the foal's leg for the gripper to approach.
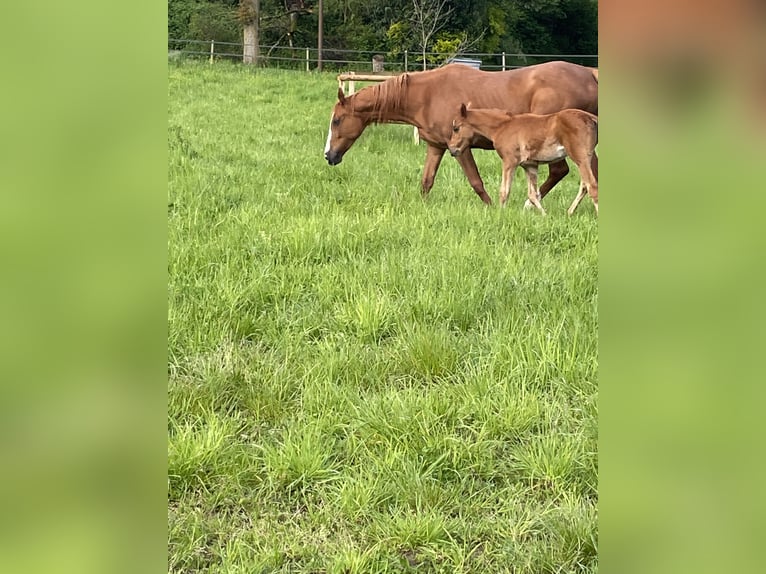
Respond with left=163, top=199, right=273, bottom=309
left=591, top=152, right=598, bottom=180
left=455, top=149, right=493, bottom=205
left=499, top=160, right=518, bottom=207
left=421, top=144, right=446, bottom=198
left=525, top=158, right=570, bottom=208
left=586, top=154, right=598, bottom=215
left=568, top=154, right=598, bottom=215
left=567, top=180, right=588, bottom=216
left=524, top=165, right=546, bottom=215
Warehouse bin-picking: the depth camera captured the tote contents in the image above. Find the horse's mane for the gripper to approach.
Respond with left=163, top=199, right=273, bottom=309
left=352, top=73, right=410, bottom=122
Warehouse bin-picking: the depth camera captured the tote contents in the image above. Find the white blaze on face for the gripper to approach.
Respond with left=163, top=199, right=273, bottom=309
left=324, top=112, right=334, bottom=155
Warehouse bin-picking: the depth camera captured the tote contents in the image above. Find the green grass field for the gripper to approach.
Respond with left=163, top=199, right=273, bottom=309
left=168, top=60, right=598, bottom=573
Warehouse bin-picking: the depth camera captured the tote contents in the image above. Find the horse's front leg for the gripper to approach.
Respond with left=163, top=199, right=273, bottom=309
left=455, top=149, right=493, bottom=205
left=524, top=165, right=546, bottom=215
left=421, top=144, right=445, bottom=198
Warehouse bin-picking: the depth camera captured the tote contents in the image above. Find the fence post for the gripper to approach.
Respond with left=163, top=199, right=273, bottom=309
left=404, top=50, right=408, bottom=72
left=209, top=40, right=215, bottom=64
left=502, top=52, right=505, bottom=71
left=306, top=48, right=310, bottom=72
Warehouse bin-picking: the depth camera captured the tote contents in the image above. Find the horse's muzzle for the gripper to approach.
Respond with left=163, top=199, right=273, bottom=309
left=325, top=150, right=342, bottom=166
left=449, top=147, right=461, bottom=157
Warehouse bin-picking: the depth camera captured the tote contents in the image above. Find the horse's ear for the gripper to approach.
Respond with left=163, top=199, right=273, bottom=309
left=337, top=88, right=346, bottom=106
left=460, top=103, right=468, bottom=117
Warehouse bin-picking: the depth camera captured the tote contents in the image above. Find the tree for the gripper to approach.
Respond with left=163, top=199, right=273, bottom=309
left=318, top=0, right=324, bottom=71
left=431, top=30, right=484, bottom=65
left=410, top=0, right=454, bottom=69
left=239, top=0, right=261, bottom=64
left=284, top=0, right=310, bottom=48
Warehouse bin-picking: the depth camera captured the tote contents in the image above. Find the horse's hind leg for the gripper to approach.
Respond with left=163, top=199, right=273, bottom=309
left=590, top=154, right=599, bottom=214
left=455, top=149, right=493, bottom=205
left=589, top=179, right=598, bottom=215
left=591, top=151, right=598, bottom=180
left=524, top=158, right=569, bottom=208
left=569, top=156, right=598, bottom=215
left=567, top=180, right=588, bottom=215
left=524, top=166, right=546, bottom=215
left=421, top=144, right=446, bottom=198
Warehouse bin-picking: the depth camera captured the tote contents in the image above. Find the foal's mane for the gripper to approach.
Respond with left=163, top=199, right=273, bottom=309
left=353, top=73, right=410, bottom=122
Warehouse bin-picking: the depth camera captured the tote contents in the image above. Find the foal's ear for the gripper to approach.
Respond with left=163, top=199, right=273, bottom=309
left=460, top=103, right=468, bottom=117
left=337, top=88, right=346, bottom=106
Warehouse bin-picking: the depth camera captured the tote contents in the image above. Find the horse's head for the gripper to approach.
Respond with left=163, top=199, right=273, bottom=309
left=324, top=88, right=367, bottom=166
left=448, top=103, right=474, bottom=157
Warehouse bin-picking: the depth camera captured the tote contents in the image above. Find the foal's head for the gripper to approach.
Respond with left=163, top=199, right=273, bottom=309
left=447, top=103, right=475, bottom=157
left=324, top=88, right=368, bottom=166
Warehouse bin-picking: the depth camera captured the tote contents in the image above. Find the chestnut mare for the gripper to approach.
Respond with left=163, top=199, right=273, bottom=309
left=324, top=61, right=598, bottom=205
left=448, top=104, right=599, bottom=215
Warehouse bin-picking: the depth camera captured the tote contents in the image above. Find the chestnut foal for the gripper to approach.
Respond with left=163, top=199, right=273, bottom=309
left=448, top=104, right=599, bottom=215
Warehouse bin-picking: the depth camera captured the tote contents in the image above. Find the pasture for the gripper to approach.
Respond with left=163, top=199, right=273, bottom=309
left=168, top=60, right=598, bottom=573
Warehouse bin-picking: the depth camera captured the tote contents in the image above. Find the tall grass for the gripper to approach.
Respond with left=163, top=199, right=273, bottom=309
left=168, top=60, right=597, bottom=573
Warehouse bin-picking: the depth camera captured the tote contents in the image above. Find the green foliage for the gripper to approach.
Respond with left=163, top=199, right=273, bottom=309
left=168, top=0, right=203, bottom=44
left=187, top=2, right=241, bottom=46
left=333, top=20, right=383, bottom=52
left=482, top=3, right=507, bottom=53
left=168, top=61, right=598, bottom=573
left=385, top=21, right=410, bottom=57
left=504, top=0, right=597, bottom=63
left=169, top=0, right=598, bottom=63
left=431, top=32, right=467, bottom=64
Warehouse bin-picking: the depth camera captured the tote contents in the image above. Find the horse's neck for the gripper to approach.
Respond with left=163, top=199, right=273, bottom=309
left=468, top=111, right=510, bottom=139
left=351, top=79, right=420, bottom=126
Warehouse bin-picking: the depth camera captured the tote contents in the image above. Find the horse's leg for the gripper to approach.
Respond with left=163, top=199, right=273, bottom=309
left=524, top=165, right=546, bottom=215
left=525, top=158, right=570, bottom=208
left=568, top=155, right=598, bottom=216
left=590, top=152, right=599, bottom=215
left=455, top=149, right=493, bottom=205
left=567, top=180, right=588, bottom=216
left=499, top=160, right=517, bottom=207
left=591, top=151, right=598, bottom=180
left=588, top=176, right=599, bottom=215
left=421, top=144, right=445, bottom=198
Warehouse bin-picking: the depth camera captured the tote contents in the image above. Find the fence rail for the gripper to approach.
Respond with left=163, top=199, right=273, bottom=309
left=168, top=38, right=598, bottom=72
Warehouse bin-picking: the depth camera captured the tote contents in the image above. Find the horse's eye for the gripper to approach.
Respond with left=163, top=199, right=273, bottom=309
left=332, top=118, right=341, bottom=126
left=453, top=126, right=459, bottom=133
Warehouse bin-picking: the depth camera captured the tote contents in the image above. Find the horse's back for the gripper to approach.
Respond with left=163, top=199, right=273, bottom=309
left=554, top=109, right=598, bottom=147
left=502, top=109, right=597, bottom=143
left=558, top=108, right=598, bottom=123
left=521, top=61, right=599, bottom=115
left=439, top=61, right=598, bottom=115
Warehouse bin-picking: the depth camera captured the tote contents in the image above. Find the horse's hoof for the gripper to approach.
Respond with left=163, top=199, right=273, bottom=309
left=523, top=200, right=534, bottom=210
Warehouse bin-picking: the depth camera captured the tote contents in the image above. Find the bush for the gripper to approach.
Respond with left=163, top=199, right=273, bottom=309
left=188, top=3, right=241, bottom=55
